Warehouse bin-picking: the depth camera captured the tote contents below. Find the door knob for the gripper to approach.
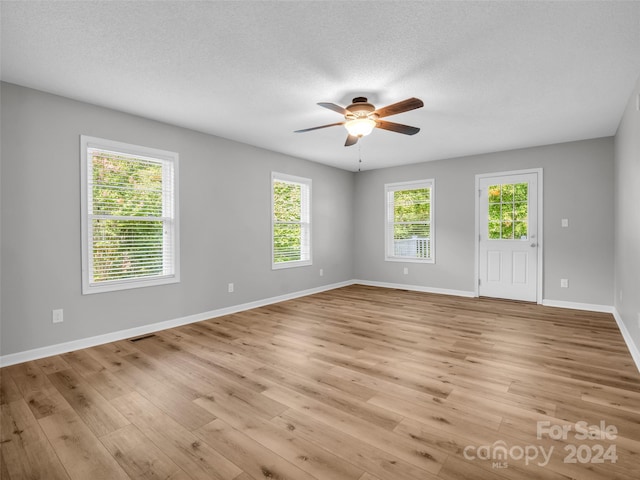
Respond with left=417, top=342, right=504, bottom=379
left=530, top=243, right=537, bottom=247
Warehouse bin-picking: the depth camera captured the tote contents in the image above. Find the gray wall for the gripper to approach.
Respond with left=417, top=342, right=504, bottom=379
left=0, top=82, right=621, bottom=360
left=0, top=82, right=354, bottom=356
left=614, top=75, right=640, bottom=354
left=354, top=137, right=615, bottom=306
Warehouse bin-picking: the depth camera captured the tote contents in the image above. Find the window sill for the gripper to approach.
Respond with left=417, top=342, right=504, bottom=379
left=272, top=260, right=312, bottom=270
left=385, top=257, right=435, bottom=264
left=82, top=274, right=180, bottom=295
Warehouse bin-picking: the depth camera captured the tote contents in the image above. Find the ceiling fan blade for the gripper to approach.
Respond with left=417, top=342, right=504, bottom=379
left=374, top=97, right=424, bottom=118
left=376, top=120, right=420, bottom=135
left=294, top=121, right=345, bottom=133
left=345, top=134, right=359, bottom=147
left=318, top=102, right=350, bottom=116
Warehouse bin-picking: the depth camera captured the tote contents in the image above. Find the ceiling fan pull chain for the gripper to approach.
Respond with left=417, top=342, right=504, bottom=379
left=358, top=142, right=362, bottom=172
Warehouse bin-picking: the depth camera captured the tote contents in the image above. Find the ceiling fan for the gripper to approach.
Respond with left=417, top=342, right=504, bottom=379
left=295, top=96, right=424, bottom=146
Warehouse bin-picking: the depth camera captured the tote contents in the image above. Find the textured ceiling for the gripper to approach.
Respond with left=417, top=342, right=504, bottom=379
left=2, top=1, right=640, bottom=171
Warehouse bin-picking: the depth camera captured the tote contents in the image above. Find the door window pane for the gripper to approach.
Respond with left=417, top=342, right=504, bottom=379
left=515, top=222, right=528, bottom=239
left=489, top=185, right=501, bottom=203
left=487, top=182, right=528, bottom=240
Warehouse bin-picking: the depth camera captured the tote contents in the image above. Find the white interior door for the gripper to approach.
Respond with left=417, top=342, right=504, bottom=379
left=477, top=171, right=540, bottom=302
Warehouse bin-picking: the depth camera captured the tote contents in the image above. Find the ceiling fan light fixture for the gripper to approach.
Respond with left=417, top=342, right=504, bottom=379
left=345, top=118, right=376, bottom=137
left=296, top=97, right=423, bottom=146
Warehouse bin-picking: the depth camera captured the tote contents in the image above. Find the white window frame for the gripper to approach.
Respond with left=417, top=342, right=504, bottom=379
left=80, top=135, right=180, bottom=294
left=385, top=179, right=435, bottom=263
left=271, top=172, right=312, bottom=269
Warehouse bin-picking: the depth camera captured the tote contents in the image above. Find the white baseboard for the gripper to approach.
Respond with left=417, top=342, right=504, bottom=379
left=0, top=280, right=355, bottom=367
left=612, top=308, right=640, bottom=373
left=353, top=279, right=475, bottom=298
left=3, top=281, right=638, bottom=374
left=542, top=299, right=640, bottom=373
left=541, top=299, right=615, bottom=313
left=0, top=279, right=473, bottom=367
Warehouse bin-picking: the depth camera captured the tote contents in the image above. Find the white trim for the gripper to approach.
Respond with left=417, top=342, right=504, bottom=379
left=0, top=280, right=353, bottom=368
left=271, top=260, right=312, bottom=270
left=541, top=299, right=614, bottom=313
left=80, top=135, right=180, bottom=294
left=612, top=308, right=640, bottom=373
left=4, top=281, right=636, bottom=374
left=384, top=257, right=435, bottom=264
left=354, top=279, right=475, bottom=298
left=533, top=300, right=639, bottom=372
left=474, top=168, right=543, bottom=303
left=384, top=178, right=435, bottom=263
left=271, top=171, right=312, bottom=269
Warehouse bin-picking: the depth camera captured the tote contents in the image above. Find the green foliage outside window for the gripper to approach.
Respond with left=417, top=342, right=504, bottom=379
left=392, top=187, right=431, bottom=258
left=488, top=182, right=528, bottom=240
left=273, top=181, right=304, bottom=263
left=394, top=189, right=430, bottom=229
left=91, top=152, right=165, bottom=282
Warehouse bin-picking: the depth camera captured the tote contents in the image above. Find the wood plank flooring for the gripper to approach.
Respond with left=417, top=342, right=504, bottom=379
left=2, top=284, right=640, bottom=479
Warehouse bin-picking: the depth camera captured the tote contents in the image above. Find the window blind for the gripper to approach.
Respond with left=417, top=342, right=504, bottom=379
left=385, top=179, right=434, bottom=262
left=81, top=136, right=179, bottom=293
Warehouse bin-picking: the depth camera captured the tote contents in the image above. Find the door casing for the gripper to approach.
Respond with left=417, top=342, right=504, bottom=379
left=474, top=168, right=543, bottom=303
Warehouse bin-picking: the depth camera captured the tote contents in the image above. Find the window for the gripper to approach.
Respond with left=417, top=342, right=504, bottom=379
left=487, top=182, right=528, bottom=240
left=81, top=136, right=179, bottom=294
left=271, top=172, right=311, bottom=268
left=385, top=179, right=434, bottom=262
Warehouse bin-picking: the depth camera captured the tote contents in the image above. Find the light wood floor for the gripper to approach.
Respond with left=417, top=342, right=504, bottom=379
left=2, top=285, right=640, bottom=480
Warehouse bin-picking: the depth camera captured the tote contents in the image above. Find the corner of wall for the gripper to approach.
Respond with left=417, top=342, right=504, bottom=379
left=613, top=73, right=640, bottom=371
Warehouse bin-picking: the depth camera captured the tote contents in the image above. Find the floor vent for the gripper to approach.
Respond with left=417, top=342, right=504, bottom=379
left=128, top=334, right=156, bottom=343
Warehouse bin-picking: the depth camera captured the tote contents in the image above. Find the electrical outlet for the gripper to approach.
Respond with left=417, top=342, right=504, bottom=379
left=319, top=268, right=324, bottom=277
left=561, top=218, right=569, bottom=228
left=560, top=279, right=569, bottom=288
left=619, top=290, right=623, bottom=302
left=403, top=267, right=409, bottom=275
left=52, top=309, right=63, bottom=324
left=227, top=283, right=234, bottom=293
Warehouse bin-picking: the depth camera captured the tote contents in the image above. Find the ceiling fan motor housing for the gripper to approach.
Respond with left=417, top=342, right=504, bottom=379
left=347, top=97, right=377, bottom=119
